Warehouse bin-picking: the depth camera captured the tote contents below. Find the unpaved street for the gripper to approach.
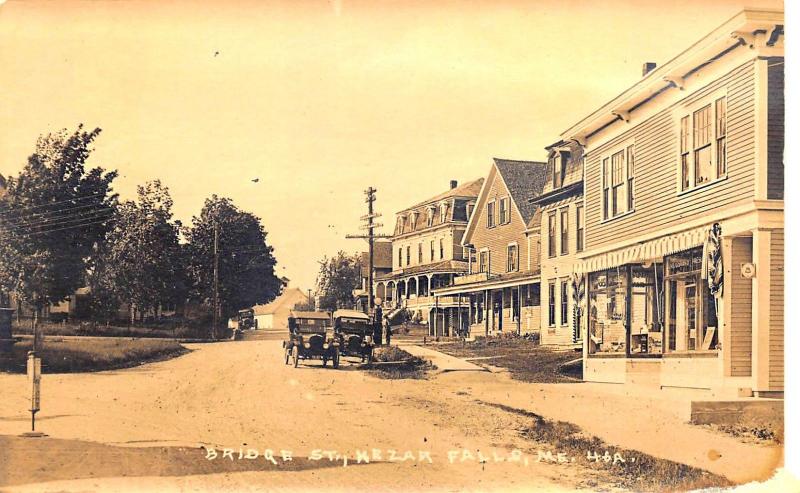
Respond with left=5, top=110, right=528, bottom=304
left=1, top=336, right=600, bottom=492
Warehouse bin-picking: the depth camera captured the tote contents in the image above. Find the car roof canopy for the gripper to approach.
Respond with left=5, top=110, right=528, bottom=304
left=289, top=311, right=331, bottom=320
left=333, top=309, right=370, bottom=320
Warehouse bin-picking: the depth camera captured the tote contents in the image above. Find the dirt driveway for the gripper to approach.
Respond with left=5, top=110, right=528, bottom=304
left=0, top=338, right=767, bottom=491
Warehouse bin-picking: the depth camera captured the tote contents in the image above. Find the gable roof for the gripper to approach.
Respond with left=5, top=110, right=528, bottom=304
left=253, top=287, right=308, bottom=315
left=462, top=158, right=549, bottom=244
left=400, top=178, right=483, bottom=213
left=493, top=158, right=549, bottom=224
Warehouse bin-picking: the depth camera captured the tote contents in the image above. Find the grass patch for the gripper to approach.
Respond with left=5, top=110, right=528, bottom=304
left=363, top=346, right=435, bottom=379
left=477, top=400, right=731, bottom=492
left=12, top=320, right=218, bottom=340
left=706, top=423, right=783, bottom=444
left=437, top=337, right=581, bottom=383
left=0, top=337, right=189, bottom=374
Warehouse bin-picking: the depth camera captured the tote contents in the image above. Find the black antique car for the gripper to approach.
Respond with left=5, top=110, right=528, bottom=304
left=284, top=311, right=340, bottom=368
left=333, top=309, right=374, bottom=363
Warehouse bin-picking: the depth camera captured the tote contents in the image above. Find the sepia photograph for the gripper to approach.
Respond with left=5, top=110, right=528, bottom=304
left=0, top=1, right=793, bottom=491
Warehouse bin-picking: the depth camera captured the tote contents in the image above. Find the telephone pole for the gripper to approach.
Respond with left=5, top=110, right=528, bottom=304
left=212, top=219, right=220, bottom=340
left=346, top=187, right=389, bottom=312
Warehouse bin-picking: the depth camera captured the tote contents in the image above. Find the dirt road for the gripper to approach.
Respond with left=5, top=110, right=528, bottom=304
left=0, top=336, right=776, bottom=492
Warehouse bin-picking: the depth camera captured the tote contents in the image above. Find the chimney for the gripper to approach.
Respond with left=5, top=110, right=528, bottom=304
left=642, top=62, right=657, bottom=77
left=450, top=180, right=458, bottom=189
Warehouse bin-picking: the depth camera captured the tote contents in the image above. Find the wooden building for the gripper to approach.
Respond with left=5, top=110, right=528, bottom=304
left=561, top=9, right=784, bottom=398
left=433, top=158, right=549, bottom=338
left=374, top=179, right=483, bottom=331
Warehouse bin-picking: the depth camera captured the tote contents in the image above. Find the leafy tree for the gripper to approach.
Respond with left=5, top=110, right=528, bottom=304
left=184, top=196, right=281, bottom=335
left=0, top=125, right=118, bottom=316
left=89, top=180, right=186, bottom=323
left=315, top=251, right=362, bottom=311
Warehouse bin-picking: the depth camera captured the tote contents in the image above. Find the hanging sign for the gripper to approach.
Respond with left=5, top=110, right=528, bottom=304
left=740, top=262, right=756, bottom=279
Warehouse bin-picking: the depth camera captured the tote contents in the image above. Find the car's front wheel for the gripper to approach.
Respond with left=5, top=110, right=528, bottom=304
left=292, top=346, right=299, bottom=368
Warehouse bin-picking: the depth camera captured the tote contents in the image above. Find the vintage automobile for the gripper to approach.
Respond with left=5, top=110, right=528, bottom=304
left=333, top=309, right=374, bottom=363
left=237, top=308, right=255, bottom=330
left=284, top=311, right=340, bottom=368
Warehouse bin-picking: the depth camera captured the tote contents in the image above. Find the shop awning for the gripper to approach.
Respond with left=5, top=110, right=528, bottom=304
left=573, top=225, right=709, bottom=274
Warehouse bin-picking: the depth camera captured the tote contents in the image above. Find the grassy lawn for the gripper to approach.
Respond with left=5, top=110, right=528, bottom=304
left=436, top=337, right=582, bottom=383
left=12, top=320, right=213, bottom=340
left=364, top=346, right=435, bottom=379
left=478, top=400, right=731, bottom=492
left=0, top=336, right=189, bottom=374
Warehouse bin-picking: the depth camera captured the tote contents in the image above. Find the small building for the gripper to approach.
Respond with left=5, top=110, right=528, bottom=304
left=433, top=158, right=549, bottom=338
left=354, top=240, right=393, bottom=311
left=252, top=287, right=310, bottom=330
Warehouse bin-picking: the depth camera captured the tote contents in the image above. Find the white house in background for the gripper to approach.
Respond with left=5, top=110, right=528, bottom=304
left=252, top=287, right=309, bottom=330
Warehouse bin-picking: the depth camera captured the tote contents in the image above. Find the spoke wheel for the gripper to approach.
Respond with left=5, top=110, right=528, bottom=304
left=292, top=346, right=299, bottom=368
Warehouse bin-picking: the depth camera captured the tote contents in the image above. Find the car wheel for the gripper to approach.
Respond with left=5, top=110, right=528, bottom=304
left=284, top=347, right=290, bottom=365
left=292, top=346, right=299, bottom=368
left=332, top=348, right=340, bottom=369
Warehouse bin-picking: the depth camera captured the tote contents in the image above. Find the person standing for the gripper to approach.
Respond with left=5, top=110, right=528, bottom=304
left=384, top=316, right=392, bottom=346
left=373, top=305, right=383, bottom=346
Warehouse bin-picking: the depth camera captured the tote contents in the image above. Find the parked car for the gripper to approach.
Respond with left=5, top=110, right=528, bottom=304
left=333, top=309, right=374, bottom=363
left=237, top=308, right=255, bottom=330
left=283, top=311, right=339, bottom=368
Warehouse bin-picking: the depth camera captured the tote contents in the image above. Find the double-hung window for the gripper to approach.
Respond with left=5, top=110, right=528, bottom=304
left=487, top=201, right=496, bottom=228
left=479, top=250, right=489, bottom=273
left=548, top=282, right=556, bottom=326
left=576, top=204, right=584, bottom=252
left=506, top=244, right=518, bottom=272
left=430, top=240, right=435, bottom=261
left=680, top=95, right=727, bottom=191
left=560, top=208, right=569, bottom=255
left=560, top=280, right=569, bottom=326
left=439, top=239, right=444, bottom=259
left=417, top=243, right=422, bottom=263
left=405, top=246, right=410, bottom=266
left=602, top=143, right=635, bottom=220
left=547, top=211, right=557, bottom=258
left=499, top=197, right=509, bottom=225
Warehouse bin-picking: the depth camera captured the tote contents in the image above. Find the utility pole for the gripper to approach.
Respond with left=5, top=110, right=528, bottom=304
left=212, top=219, right=220, bottom=340
left=346, top=187, right=389, bottom=312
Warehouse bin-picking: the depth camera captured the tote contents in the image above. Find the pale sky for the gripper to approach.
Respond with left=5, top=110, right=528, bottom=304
left=0, top=0, right=784, bottom=291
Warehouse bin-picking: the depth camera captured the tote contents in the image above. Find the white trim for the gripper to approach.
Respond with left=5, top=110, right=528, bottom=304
left=462, top=165, right=494, bottom=244
left=673, top=86, right=728, bottom=194
left=561, top=9, right=783, bottom=140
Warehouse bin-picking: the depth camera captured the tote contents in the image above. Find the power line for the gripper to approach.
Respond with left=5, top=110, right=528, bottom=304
left=2, top=206, right=114, bottom=232
left=12, top=217, right=116, bottom=238
left=0, top=201, right=113, bottom=225
left=0, top=192, right=107, bottom=217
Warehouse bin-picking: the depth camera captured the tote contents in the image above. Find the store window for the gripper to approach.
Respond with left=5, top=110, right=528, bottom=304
left=588, top=269, right=628, bottom=354
left=664, top=248, right=719, bottom=352
left=629, top=263, right=665, bottom=355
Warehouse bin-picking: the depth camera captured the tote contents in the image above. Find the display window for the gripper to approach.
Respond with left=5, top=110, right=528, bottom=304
left=664, top=248, right=719, bottom=352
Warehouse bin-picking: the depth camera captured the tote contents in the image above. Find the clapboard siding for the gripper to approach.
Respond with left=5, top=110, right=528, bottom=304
left=585, top=61, right=757, bottom=250
left=730, top=236, right=753, bottom=377
left=767, top=57, right=784, bottom=200
left=769, top=229, right=784, bottom=389
left=469, top=168, right=533, bottom=275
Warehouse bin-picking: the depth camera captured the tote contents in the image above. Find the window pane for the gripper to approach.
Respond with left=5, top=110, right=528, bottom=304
left=560, top=209, right=569, bottom=255
left=693, top=105, right=711, bottom=148
left=694, top=146, right=713, bottom=184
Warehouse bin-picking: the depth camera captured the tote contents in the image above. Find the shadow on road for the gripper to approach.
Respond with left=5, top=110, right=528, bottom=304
left=0, top=435, right=368, bottom=487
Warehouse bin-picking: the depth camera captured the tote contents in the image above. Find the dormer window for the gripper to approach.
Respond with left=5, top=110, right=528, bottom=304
left=466, top=202, right=475, bottom=220
left=427, top=206, right=435, bottom=227
left=410, top=211, right=418, bottom=230
left=550, top=151, right=570, bottom=189
left=439, top=201, right=449, bottom=223
left=397, top=215, right=406, bottom=233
